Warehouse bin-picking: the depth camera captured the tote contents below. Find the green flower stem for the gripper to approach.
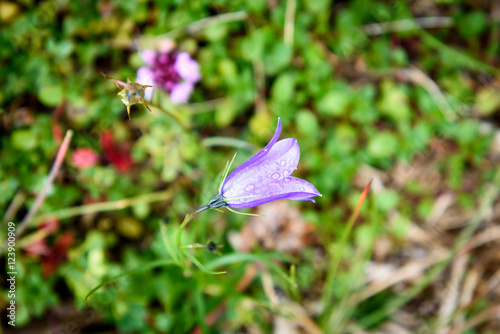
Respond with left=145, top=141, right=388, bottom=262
left=175, top=210, right=226, bottom=275
left=148, top=104, right=190, bottom=130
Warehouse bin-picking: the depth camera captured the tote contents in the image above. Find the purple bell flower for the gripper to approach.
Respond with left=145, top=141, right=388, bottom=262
left=199, top=118, right=321, bottom=213
left=136, top=49, right=201, bottom=104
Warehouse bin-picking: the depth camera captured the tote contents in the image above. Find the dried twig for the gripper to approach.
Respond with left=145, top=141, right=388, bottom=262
left=361, top=17, right=454, bottom=36
left=284, top=0, right=297, bottom=47
left=2, top=190, right=25, bottom=223
left=16, top=129, right=73, bottom=237
left=33, top=188, right=179, bottom=224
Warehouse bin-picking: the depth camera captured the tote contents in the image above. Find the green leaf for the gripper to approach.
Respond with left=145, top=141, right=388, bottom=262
left=38, top=84, right=63, bottom=107
left=240, top=29, right=266, bottom=61
left=317, top=89, right=351, bottom=116
left=377, top=80, right=411, bottom=124
left=368, top=132, right=398, bottom=158
left=296, top=109, right=319, bottom=139
left=457, top=11, right=488, bottom=40
left=182, top=250, right=227, bottom=275
left=271, top=72, right=296, bottom=104
left=12, top=129, right=37, bottom=150
left=476, top=86, right=500, bottom=116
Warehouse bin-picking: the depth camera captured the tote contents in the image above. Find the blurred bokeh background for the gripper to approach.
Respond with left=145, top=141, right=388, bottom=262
left=1, top=0, right=500, bottom=333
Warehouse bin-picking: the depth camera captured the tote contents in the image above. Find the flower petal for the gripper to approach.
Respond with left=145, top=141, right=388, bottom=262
left=170, top=81, right=194, bottom=104
left=136, top=67, right=154, bottom=101
left=174, top=52, right=201, bottom=83
left=141, top=49, right=156, bottom=66
left=225, top=177, right=321, bottom=209
left=222, top=137, right=299, bottom=197
left=222, top=118, right=282, bottom=189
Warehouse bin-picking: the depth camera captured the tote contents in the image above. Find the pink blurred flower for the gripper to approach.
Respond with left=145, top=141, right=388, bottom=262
left=136, top=67, right=154, bottom=101
left=136, top=48, right=201, bottom=104
left=170, top=81, right=194, bottom=104
left=174, top=52, right=201, bottom=82
left=71, top=148, right=99, bottom=169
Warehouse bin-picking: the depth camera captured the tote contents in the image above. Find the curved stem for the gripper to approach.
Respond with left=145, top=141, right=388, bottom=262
left=176, top=212, right=198, bottom=248
left=148, top=104, right=189, bottom=130
left=175, top=208, right=226, bottom=275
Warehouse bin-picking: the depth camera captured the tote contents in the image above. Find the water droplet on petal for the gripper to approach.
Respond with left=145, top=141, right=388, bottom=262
left=300, top=187, right=305, bottom=191
left=284, top=177, right=291, bottom=183
left=280, top=160, right=286, bottom=166
left=283, top=169, right=290, bottom=176
left=245, top=184, right=254, bottom=192
left=256, top=188, right=262, bottom=194
left=272, top=172, right=280, bottom=180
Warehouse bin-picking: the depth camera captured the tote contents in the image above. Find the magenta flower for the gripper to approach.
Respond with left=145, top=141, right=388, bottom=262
left=136, top=49, right=201, bottom=104
left=199, top=118, right=321, bottom=213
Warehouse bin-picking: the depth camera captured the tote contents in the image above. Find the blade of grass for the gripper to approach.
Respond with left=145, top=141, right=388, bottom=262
left=419, top=30, right=500, bottom=75
left=160, top=220, right=180, bottom=265
left=154, top=11, right=248, bottom=40
left=195, top=284, right=209, bottom=334
left=183, top=251, right=226, bottom=275
left=85, top=259, right=176, bottom=301
left=321, top=179, right=372, bottom=310
left=205, top=252, right=298, bottom=288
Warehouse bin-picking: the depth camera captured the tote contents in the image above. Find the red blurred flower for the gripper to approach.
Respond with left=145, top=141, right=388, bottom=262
left=41, top=231, right=74, bottom=277
left=52, top=123, right=63, bottom=145
left=100, top=130, right=133, bottom=173
left=39, top=218, right=60, bottom=234
left=24, top=239, right=50, bottom=257
left=71, top=148, right=100, bottom=169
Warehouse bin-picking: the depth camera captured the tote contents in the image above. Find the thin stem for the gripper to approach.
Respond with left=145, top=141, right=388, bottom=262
left=361, top=17, right=454, bottom=36
left=226, top=206, right=263, bottom=217
left=201, top=136, right=255, bottom=151
left=284, top=0, right=297, bottom=46
left=148, top=104, right=189, bottom=130
left=16, top=129, right=73, bottom=237
left=176, top=212, right=198, bottom=248
left=175, top=209, right=227, bottom=275
left=321, top=179, right=372, bottom=311
left=2, top=190, right=25, bottom=223
left=156, top=11, right=248, bottom=40
left=187, top=98, right=227, bottom=114
left=253, top=59, right=266, bottom=114
left=33, top=188, right=177, bottom=224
